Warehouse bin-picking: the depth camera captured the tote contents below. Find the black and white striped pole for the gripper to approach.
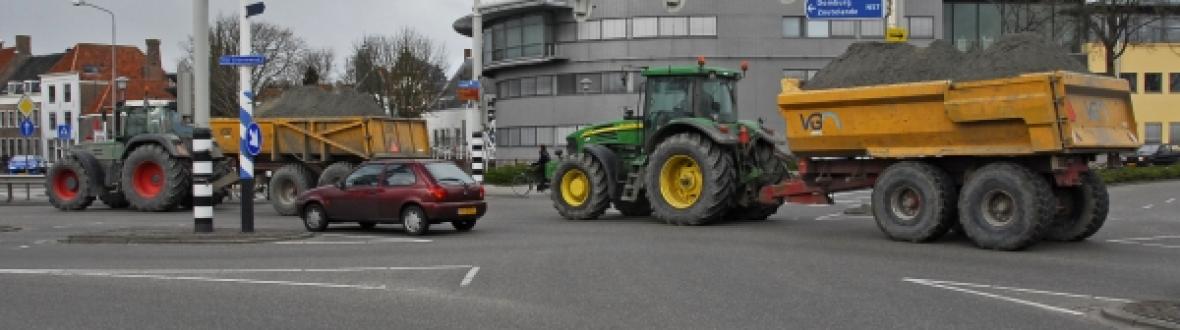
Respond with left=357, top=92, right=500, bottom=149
left=192, top=128, right=214, bottom=233
left=471, top=131, right=485, bottom=183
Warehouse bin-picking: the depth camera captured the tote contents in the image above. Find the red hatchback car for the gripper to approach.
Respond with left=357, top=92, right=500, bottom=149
left=295, top=159, right=486, bottom=235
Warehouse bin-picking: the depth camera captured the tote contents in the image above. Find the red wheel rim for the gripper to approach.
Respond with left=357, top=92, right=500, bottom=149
left=53, top=170, right=79, bottom=200
left=132, top=161, right=165, bottom=198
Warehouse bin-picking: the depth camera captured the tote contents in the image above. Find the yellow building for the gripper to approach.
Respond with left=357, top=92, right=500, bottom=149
left=1088, top=43, right=1180, bottom=145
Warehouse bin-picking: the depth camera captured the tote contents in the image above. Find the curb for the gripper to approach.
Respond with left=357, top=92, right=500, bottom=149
left=63, top=229, right=315, bottom=244
left=1101, top=302, right=1180, bottom=329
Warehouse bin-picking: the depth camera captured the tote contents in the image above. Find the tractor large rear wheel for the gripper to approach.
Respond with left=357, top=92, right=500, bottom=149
left=270, top=164, right=315, bottom=216
left=728, top=142, right=789, bottom=221
left=551, top=153, right=611, bottom=220
left=645, top=133, right=735, bottom=225
left=121, top=144, right=190, bottom=212
left=46, top=160, right=95, bottom=211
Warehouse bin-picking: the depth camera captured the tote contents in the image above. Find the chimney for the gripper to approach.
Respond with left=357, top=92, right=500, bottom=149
left=464, top=49, right=472, bottom=59
left=144, top=39, right=163, bottom=80
left=15, top=35, right=31, bottom=55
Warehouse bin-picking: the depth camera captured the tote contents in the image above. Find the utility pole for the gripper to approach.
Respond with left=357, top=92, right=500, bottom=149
left=238, top=0, right=257, bottom=233
left=473, top=0, right=483, bottom=130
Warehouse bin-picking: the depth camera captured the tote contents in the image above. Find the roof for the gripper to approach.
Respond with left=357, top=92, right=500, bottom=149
left=48, top=43, right=173, bottom=115
left=642, top=66, right=743, bottom=78
left=0, top=48, right=17, bottom=72
left=433, top=58, right=473, bottom=110
left=8, top=54, right=64, bottom=82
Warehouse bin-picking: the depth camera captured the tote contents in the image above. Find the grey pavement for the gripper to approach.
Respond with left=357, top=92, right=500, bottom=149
left=0, top=181, right=1178, bottom=329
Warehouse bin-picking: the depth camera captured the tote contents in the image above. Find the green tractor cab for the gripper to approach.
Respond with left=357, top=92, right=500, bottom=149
left=552, top=62, right=788, bottom=225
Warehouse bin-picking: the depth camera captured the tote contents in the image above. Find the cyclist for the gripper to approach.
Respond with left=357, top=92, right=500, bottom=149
left=532, top=145, right=551, bottom=191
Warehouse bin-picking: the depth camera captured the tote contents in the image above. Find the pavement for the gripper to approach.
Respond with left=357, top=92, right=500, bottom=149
left=0, top=181, right=1178, bottom=329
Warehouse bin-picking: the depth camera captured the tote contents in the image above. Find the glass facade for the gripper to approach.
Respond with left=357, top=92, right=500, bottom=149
left=497, top=72, right=639, bottom=100
left=943, top=2, right=1082, bottom=52
left=483, top=14, right=551, bottom=63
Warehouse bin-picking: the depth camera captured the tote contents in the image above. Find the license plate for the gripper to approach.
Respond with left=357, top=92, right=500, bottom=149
left=458, top=207, right=477, bottom=215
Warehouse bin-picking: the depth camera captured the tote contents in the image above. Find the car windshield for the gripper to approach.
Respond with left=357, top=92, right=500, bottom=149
left=1137, top=145, right=1161, bottom=155
left=425, top=162, right=475, bottom=185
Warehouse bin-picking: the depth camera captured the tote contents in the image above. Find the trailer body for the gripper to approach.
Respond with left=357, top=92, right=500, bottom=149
left=210, top=116, right=430, bottom=169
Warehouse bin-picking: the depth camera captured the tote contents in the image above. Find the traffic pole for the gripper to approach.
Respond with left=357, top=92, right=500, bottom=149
left=238, top=0, right=255, bottom=233
left=192, top=128, right=214, bottom=233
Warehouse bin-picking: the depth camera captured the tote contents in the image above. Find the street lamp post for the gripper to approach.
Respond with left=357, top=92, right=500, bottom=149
left=71, top=0, right=117, bottom=138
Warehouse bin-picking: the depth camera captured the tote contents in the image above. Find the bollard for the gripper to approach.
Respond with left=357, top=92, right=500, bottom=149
left=192, top=128, right=215, bottom=233
left=471, top=131, right=485, bottom=183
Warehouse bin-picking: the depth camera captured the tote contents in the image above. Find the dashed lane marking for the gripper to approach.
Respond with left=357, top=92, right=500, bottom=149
left=460, top=266, right=480, bottom=287
left=1167, top=198, right=1175, bottom=204
left=903, top=278, right=1131, bottom=317
left=1143, top=204, right=1155, bottom=209
left=1107, top=235, right=1180, bottom=249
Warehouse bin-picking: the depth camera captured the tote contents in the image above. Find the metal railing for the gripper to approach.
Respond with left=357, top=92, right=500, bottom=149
left=0, top=174, right=43, bottom=203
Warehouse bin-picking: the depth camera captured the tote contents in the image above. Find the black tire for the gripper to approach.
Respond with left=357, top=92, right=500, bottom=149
left=99, top=192, right=130, bottom=209
left=645, top=133, right=735, bottom=226
left=728, top=205, right=781, bottom=221
left=317, top=162, right=356, bottom=187
left=870, top=162, right=957, bottom=243
left=45, top=160, right=95, bottom=211
left=301, top=203, right=330, bottom=232
left=957, top=163, right=1054, bottom=251
left=211, top=160, right=232, bottom=206
left=551, top=153, right=612, bottom=220
left=358, top=222, right=377, bottom=230
left=1045, top=172, right=1109, bottom=242
left=401, top=205, right=430, bottom=236
left=121, top=144, right=191, bottom=212
left=614, top=198, right=653, bottom=217
left=270, top=164, right=315, bottom=216
left=741, top=142, right=789, bottom=216
left=452, top=220, right=477, bottom=232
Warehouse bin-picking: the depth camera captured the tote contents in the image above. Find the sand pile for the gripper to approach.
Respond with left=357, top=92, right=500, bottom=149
left=257, top=86, right=386, bottom=118
left=804, top=33, right=1086, bottom=90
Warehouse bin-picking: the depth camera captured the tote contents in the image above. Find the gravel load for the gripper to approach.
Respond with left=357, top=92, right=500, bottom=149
left=257, top=86, right=387, bottom=118
left=803, top=33, right=1087, bottom=90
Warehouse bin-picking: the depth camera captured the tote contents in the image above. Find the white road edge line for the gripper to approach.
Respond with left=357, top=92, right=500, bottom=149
left=912, top=279, right=1131, bottom=303
left=903, top=278, right=1086, bottom=316
left=460, top=266, right=480, bottom=287
left=18, top=272, right=388, bottom=291
left=0, top=265, right=475, bottom=275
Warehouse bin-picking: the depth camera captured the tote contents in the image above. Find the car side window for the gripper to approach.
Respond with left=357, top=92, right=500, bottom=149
left=344, top=164, right=384, bottom=189
left=385, top=164, right=417, bottom=186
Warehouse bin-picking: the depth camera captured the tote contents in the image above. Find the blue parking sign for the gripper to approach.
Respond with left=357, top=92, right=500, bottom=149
left=19, top=118, right=35, bottom=137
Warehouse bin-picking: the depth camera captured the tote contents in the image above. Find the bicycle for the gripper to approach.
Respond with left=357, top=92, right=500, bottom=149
left=510, top=165, right=548, bottom=197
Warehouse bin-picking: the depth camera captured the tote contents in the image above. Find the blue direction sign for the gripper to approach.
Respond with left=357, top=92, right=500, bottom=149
left=219, top=54, right=267, bottom=66
left=805, top=0, right=885, bottom=20
left=458, top=80, right=481, bottom=89
left=18, top=118, right=35, bottom=137
left=56, top=124, right=71, bottom=140
left=243, top=123, right=263, bottom=156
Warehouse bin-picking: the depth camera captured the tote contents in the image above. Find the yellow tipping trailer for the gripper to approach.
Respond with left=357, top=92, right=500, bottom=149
left=761, top=71, right=1139, bottom=251
left=210, top=116, right=429, bottom=215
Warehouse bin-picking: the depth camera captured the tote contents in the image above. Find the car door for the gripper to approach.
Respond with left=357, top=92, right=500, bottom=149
left=333, top=164, right=385, bottom=220
left=375, top=163, right=420, bottom=220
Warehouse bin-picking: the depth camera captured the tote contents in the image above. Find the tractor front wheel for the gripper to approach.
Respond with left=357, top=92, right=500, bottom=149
left=46, top=160, right=95, bottom=211
left=121, top=145, right=190, bottom=211
left=645, top=133, right=735, bottom=225
left=551, top=153, right=611, bottom=220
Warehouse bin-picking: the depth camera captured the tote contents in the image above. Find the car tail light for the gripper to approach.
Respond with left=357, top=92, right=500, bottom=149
left=738, top=125, right=750, bottom=145
left=429, top=185, right=447, bottom=201
left=477, top=185, right=485, bottom=199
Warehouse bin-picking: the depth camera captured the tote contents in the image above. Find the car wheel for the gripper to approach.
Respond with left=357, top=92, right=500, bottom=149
left=302, top=203, right=330, bottom=232
left=358, top=222, right=377, bottom=230
left=452, top=220, right=476, bottom=232
left=401, top=205, right=429, bottom=236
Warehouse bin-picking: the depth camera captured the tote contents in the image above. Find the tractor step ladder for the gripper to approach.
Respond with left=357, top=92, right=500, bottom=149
left=620, top=164, right=644, bottom=202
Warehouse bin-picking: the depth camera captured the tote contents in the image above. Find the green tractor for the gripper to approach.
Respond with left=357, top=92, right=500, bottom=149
left=45, top=104, right=232, bottom=211
left=551, top=62, right=789, bottom=225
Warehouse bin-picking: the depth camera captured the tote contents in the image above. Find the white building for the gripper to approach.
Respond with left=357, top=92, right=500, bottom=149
left=38, top=72, right=85, bottom=162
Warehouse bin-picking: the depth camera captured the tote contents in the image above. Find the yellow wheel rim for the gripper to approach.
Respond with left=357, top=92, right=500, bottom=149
left=561, top=169, right=590, bottom=207
left=659, top=155, right=703, bottom=209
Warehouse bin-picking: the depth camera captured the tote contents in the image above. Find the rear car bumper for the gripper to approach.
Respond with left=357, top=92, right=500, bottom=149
left=421, top=201, right=487, bottom=222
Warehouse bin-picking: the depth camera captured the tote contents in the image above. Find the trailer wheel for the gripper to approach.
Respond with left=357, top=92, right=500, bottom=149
left=317, top=162, right=356, bottom=187
left=614, top=198, right=652, bottom=217
left=870, top=162, right=957, bottom=242
left=122, top=144, right=191, bottom=212
left=957, top=163, right=1053, bottom=251
left=1045, top=172, right=1108, bottom=242
left=551, top=153, right=611, bottom=220
left=45, top=160, right=95, bottom=211
left=270, top=164, right=315, bottom=216
left=645, top=133, right=735, bottom=225
left=99, top=192, right=130, bottom=209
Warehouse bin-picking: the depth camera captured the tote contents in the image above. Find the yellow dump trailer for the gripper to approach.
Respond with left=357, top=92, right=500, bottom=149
left=761, top=71, right=1139, bottom=251
left=210, top=116, right=429, bottom=215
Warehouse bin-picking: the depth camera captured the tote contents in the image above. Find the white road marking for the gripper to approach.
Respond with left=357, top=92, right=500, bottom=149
left=806, top=204, right=830, bottom=208
left=903, top=278, right=1130, bottom=317
left=1167, top=198, right=1176, bottom=204
left=17, top=245, right=29, bottom=249
left=1142, top=204, right=1155, bottom=209
left=274, top=235, right=432, bottom=245
left=460, top=266, right=480, bottom=287
left=1108, top=235, right=1180, bottom=249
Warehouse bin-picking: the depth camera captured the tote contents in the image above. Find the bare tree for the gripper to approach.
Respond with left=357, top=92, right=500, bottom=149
left=297, top=48, right=335, bottom=84
left=186, top=15, right=308, bottom=116
left=344, top=29, right=449, bottom=118
left=1078, top=0, right=1180, bottom=75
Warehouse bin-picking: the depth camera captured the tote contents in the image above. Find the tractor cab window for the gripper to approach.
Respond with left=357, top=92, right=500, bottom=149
left=121, top=110, right=148, bottom=138
left=645, top=77, right=694, bottom=126
left=698, top=78, right=737, bottom=122
left=167, top=111, right=193, bottom=138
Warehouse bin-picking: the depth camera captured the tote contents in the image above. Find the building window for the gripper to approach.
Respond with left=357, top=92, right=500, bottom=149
left=689, top=17, right=717, bottom=36
left=603, top=72, right=628, bottom=93
left=1120, top=73, right=1138, bottom=93
left=1, top=112, right=7, bottom=128
left=64, top=84, right=72, bottom=103
left=1145, top=122, right=1163, bottom=144
left=601, top=19, right=628, bottom=39
left=508, top=79, right=521, bottom=98
left=659, top=17, right=688, bottom=36
left=806, top=20, right=830, bottom=38
left=578, top=20, right=602, bottom=40
left=860, top=20, right=884, bottom=37
left=783, top=69, right=819, bottom=82
left=520, top=77, right=537, bottom=97
left=48, top=85, right=56, bottom=103
left=49, top=113, right=57, bottom=131
left=576, top=73, right=602, bottom=94
left=537, top=76, right=554, bottom=96
left=557, top=74, right=577, bottom=95
left=486, top=14, right=550, bottom=62
left=1145, top=73, right=1163, bottom=93
left=537, top=127, right=555, bottom=146
left=908, top=16, right=935, bottom=38
left=632, top=17, right=658, bottom=38
left=555, top=22, right=577, bottom=43
left=783, top=17, right=803, bottom=37
left=1172, top=123, right=1180, bottom=144
left=496, top=81, right=508, bottom=99
left=831, top=20, right=856, bottom=38
left=1171, top=73, right=1180, bottom=93
left=520, top=127, right=537, bottom=146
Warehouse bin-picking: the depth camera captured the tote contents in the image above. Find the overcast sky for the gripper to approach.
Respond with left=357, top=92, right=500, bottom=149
left=0, top=0, right=474, bottom=79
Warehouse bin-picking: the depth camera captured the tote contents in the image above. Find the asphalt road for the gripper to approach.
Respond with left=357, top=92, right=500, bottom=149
left=0, top=181, right=1178, bottom=329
